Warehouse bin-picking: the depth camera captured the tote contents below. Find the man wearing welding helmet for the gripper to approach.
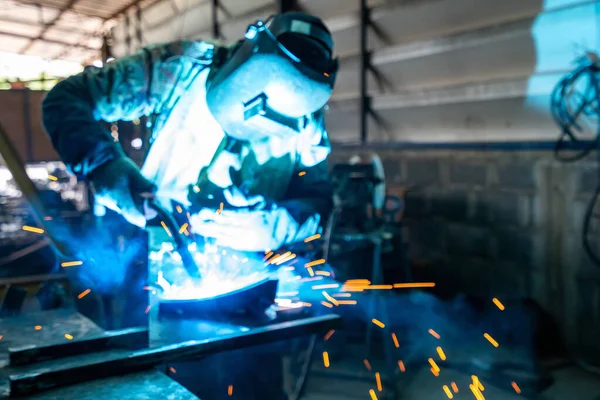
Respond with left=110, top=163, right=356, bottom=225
left=43, top=12, right=338, bottom=253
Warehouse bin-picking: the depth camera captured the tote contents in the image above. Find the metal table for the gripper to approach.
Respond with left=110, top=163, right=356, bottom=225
left=0, top=305, right=340, bottom=398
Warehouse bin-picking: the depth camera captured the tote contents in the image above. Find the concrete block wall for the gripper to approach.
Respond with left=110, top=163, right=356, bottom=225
left=329, top=148, right=599, bottom=346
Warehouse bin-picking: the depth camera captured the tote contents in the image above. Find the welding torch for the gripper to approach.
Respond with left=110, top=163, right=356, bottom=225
left=0, top=120, right=202, bottom=280
left=146, top=200, right=202, bottom=280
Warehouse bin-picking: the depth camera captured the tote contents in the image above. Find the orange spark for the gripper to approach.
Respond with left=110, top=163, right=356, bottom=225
left=429, top=329, right=441, bottom=339
left=0, top=335, right=4, bottom=340
left=176, top=205, right=183, bottom=213
left=345, top=279, right=371, bottom=285
left=342, top=286, right=366, bottom=292
left=34, top=325, right=42, bottom=331
left=375, top=372, right=383, bottom=392
left=22, top=225, right=44, bottom=234
left=372, top=319, right=385, bottom=328
left=228, top=385, right=233, bottom=396
left=332, top=293, right=351, bottom=297
left=61, top=260, right=83, bottom=267
left=398, top=360, right=406, bottom=372
left=304, top=234, right=321, bottom=243
left=391, top=333, right=400, bottom=348
left=64, top=334, right=73, bottom=340
left=393, top=282, right=436, bottom=289
left=323, top=291, right=339, bottom=306
left=219, top=202, right=224, bottom=214
left=43, top=216, right=53, bottom=220
left=77, top=289, right=91, bottom=299
left=169, top=367, right=176, bottom=373
left=470, top=384, right=485, bottom=400
left=276, top=253, right=296, bottom=265
left=47, top=175, right=58, bottom=181
left=443, top=385, right=454, bottom=399
left=307, top=267, right=315, bottom=277
left=483, top=333, right=499, bottom=347
left=428, top=358, right=440, bottom=373
left=312, top=284, right=340, bottom=290
left=305, top=259, right=326, bottom=268
left=492, top=298, right=505, bottom=311
left=178, top=223, right=189, bottom=234
left=511, top=382, right=521, bottom=394
left=436, top=346, right=446, bottom=361
left=269, top=252, right=290, bottom=264
left=364, top=285, right=393, bottom=290
left=324, top=329, right=335, bottom=341
left=337, top=300, right=357, bottom=305
left=451, top=382, right=459, bottom=393
left=323, top=352, right=330, bottom=368
left=321, top=301, right=333, bottom=308
left=431, top=367, right=440, bottom=377
left=364, top=359, right=372, bottom=371
left=369, top=389, right=378, bottom=400
left=301, top=302, right=312, bottom=307
left=160, top=221, right=172, bottom=237
left=472, top=375, right=484, bottom=391
left=262, top=251, right=274, bottom=261
left=298, top=171, right=306, bottom=176
left=315, top=271, right=331, bottom=276
left=145, top=305, right=151, bottom=314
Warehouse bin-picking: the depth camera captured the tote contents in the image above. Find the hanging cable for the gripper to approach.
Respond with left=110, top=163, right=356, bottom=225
left=551, top=53, right=600, bottom=266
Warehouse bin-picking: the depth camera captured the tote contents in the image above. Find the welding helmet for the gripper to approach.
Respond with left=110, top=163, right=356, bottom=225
left=206, top=12, right=338, bottom=141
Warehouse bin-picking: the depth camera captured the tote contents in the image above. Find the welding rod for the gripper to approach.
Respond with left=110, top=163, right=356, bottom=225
left=147, top=200, right=202, bottom=280
left=0, top=121, right=72, bottom=258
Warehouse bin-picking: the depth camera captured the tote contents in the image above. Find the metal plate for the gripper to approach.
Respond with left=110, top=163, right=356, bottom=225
left=0, top=309, right=105, bottom=365
left=20, top=369, right=198, bottom=400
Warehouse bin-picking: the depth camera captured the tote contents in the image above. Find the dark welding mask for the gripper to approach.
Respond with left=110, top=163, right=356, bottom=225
left=206, top=12, right=338, bottom=141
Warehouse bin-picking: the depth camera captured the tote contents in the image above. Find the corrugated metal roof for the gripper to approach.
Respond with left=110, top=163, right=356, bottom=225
left=0, top=0, right=155, bottom=63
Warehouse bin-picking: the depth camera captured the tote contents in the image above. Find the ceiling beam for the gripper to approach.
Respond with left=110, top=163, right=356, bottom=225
left=103, top=0, right=159, bottom=21
left=0, top=15, right=103, bottom=37
left=19, top=0, right=81, bottom=54
left=0, top=29, right=98, bottom=51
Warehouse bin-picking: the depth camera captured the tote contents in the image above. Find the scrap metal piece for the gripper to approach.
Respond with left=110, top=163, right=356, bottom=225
left=9, top=326, right=148, bottom=367
left=8, top=314, right=342, bottom=397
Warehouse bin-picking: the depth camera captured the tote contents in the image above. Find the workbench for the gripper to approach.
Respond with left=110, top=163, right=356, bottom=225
left=0, top=304, right=340, bottom=398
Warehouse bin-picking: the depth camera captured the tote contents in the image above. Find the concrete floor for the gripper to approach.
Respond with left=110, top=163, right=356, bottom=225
left=301, top=347, right=600, bottom=400
left=302, top=364, right=600, bottom=400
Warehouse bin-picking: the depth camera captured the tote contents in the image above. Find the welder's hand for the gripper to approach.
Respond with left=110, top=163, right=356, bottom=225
left=89, top=157, right=157, bottom=228
left=190, top=205, right=299, bottom=251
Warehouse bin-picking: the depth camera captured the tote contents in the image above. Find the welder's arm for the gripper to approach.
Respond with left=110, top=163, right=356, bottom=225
left=42, top=52, right=159, bottom=179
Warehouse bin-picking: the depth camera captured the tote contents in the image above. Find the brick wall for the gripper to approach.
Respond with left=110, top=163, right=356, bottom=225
left=329, top=147, right=599, bottom=345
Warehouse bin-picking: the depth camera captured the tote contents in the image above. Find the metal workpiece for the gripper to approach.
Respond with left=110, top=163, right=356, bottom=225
left=0, top=309, right=106, bottom=360
left=9, top=326, right=148, bottom=367
left=158, top=278, right=278, bottom=320
left=6, top=314, right=341, bottom=397
left=22, top=369, right=198, bottom=400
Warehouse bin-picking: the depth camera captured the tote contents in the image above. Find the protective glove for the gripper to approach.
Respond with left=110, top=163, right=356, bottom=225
left=190, top=206, right=299, bottom=251
left=89, top=157, right=156, bottom=228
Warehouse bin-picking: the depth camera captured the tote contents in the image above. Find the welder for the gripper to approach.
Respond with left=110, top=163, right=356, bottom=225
left=42, top=11, right=337, bottom=254
left=42, top=11, right=338, bottom=400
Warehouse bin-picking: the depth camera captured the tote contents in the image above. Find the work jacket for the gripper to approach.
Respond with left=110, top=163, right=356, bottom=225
left=42, top=40, right=333, bottom=250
